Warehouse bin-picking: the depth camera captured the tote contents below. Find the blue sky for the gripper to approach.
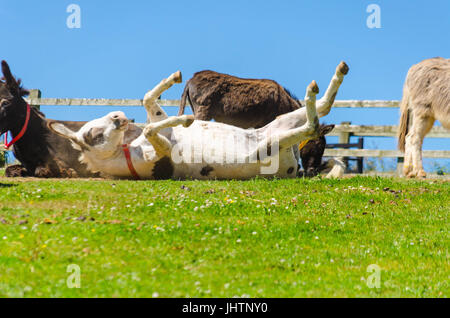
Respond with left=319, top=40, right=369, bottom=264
left=1, top=0, right=449, bottom=170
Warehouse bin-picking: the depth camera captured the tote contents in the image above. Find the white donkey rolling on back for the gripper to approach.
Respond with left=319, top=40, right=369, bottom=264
left=48, top=65, right=347, bottom=180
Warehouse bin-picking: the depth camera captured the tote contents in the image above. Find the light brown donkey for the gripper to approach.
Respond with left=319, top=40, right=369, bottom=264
left=398, top=57, right=450, bottom=178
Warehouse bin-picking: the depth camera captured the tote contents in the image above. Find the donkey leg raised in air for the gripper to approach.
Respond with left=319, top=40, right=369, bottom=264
left=143, top=71, right=182, bottom=123
left=252, top=81, right=320, bottom=161
left=143, top=115, right=194, bottom=157
left=265, top=62, right=348, bottom=132
left=316, top=61, right=349, bottom=118
left=273, top=81, right=320, bottom=149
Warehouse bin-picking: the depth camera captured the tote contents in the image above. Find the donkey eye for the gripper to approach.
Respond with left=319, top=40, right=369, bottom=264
left=84, top=127, right=105, bottom=146
left=0, top=99, right=9, bottom=107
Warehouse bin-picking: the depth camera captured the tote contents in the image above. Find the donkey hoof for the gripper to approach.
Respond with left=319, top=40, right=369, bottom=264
left=308, top=80, right=319, bottom=94
left=417, top=170, right=427, bottom=178
left=183, top=115, right=195, bottom=127
left=406, top=171, right=417, bottom=178
left=143, top=125, right=156, bottom=138
left=173, top=71, right=182, bottom=83
left=5, top=165, right=28, bottom=177
left=337, top=61, right=349, bottom=75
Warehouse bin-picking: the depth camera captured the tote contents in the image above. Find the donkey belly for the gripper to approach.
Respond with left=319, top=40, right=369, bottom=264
left=170, top=123, right=299, bottom=179
left=170, top=130, right=299, bottom=179
left=171, top=122, right=260, bottom=179
left=435, top=113, right=450, bottom=130
left=173, top=152, right=298, bottom=180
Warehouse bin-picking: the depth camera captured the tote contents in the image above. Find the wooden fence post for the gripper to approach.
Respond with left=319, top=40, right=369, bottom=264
left=28, top=89, right=41, bottom=110
left=396, top=157, right=404, bottom=176
left=356, top=137, right=364, bottom=173
left=339, top=121, right=351, bottom=171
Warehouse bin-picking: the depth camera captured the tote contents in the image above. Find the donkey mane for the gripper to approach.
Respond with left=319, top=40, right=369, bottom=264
left=1, top=75, right=45, bottom=117
left=192, top=70, right=300, bottom=101
left=1, top=77, right=30, bottom=97
left=282, top=87, right=298, bottom=101
left=30, top=105, right=46, bottom=118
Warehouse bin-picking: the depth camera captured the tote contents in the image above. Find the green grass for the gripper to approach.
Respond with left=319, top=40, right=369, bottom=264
left=0, top=175, right=448, bottom=298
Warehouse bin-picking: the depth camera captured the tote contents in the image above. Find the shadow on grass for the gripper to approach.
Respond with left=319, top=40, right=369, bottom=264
left=0, top=183, right=17, bottom=188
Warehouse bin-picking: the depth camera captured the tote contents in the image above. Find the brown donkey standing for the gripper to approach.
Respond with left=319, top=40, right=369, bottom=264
left=178, top=62, right=349, bottom=129
left=398, top=57, right=450, bottom=178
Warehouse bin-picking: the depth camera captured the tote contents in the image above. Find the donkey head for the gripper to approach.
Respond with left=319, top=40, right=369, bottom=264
left=300, top=124, right=335, bottom=177
left=48, top=111, right=129, bottom=160
left=0, top=61, right=30, bottom=135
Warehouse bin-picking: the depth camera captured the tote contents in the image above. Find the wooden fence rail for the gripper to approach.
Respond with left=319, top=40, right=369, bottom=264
left=26, top=97, right=403, bottom=108
left=328, top=124, right=448, bottom=138
left=323, top=149, right=450, bottom=159
left=16, top=90, right=450, bottom=173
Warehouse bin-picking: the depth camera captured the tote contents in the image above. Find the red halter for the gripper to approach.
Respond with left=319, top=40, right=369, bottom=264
left=121, top=144, right=141, bottom=180
left=4, top=103, right=31, bottom=150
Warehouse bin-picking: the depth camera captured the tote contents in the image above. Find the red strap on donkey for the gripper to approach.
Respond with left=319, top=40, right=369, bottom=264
left=121, top=144, right=141, bottom=180
left=4, top=103, right=31, bottom=150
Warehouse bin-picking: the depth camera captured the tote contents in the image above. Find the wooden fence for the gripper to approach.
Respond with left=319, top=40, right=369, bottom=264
left=16, top=89, right=450, bottom=173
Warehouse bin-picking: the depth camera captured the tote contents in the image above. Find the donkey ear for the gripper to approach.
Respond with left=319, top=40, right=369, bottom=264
left=1, top=60, right=18, bottom=89
left=48, top=121, right=88, bottom=150
left=320, top=124, right=335, bottom=136
left=16, top=79, right=29, bottom=97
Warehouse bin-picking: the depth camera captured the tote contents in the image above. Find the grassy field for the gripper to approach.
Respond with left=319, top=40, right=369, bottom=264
left=0, top=175, right=448, bottom=298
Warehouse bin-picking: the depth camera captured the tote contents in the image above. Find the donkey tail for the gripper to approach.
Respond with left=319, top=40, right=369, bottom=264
left=397, top=84, right=410, bottom=152
left=178, top=83, right=190, bottom=116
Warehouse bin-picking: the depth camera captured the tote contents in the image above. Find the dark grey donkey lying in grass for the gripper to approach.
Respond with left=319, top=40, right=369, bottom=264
left=298, top=124, right=345, bottom=177
left=0, top=60, right=141, bottom=178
